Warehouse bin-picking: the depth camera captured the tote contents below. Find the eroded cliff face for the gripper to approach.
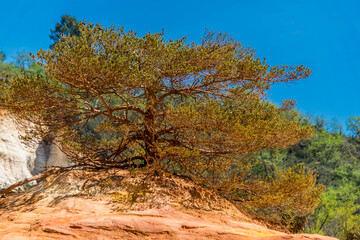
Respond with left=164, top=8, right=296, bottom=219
left=0, top=112, right=69, bottom=187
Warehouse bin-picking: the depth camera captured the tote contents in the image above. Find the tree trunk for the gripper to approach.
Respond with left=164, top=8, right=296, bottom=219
left=143, top=90, right=157, bottom=166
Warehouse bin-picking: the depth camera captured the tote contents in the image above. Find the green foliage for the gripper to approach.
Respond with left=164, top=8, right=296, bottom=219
left=0, top=61, right=17, bottom=75
left=307, top=183, right=360, bottom=239
left=0, top=52, right=17, bottom=75
left=49, top=14, right=80, bottom=48
left=0, top=23, right=321, bottom=232
left=231, top=163, right=324, bottom=233
left=259, top=116, right=360, bottom=238
left=0, top=51, right=44, bottom=76
left=346, top=117, right=360, bottom=138
left=327, top=118, right=343, bottom=135
left=0, top=52, right=5, bottom=62
left=0, top=22, right=312, bottom=171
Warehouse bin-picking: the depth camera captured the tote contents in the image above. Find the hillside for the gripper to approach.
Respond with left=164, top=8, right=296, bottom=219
left=0, top=169, right=337, bottom=240
left=258, top=117, right=360, bottom=238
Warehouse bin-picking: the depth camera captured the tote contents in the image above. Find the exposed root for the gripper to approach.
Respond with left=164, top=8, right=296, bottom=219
left=0, top=168, right=62, bottom=195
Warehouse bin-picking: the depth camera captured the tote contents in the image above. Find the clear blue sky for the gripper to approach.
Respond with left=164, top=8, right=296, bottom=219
left=1, top=0, right=359, bottom=127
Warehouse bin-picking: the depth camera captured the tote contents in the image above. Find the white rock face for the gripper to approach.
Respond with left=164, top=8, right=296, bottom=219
left=0, top=112, right=69, bottom=187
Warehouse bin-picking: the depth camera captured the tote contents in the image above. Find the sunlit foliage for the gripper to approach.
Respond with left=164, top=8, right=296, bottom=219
left=0, top=23, right=322, bottom=231
left=259, top=116, right=360, bottom=237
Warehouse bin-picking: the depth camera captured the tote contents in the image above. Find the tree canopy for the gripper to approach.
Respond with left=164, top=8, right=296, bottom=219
left=346, top=117, right=360, bottom=138
left=0, top=22, right=315, bottom=190
left=0, top=52, right=5, bottom=62
left=49, top=14, right=80, bottom=48
left=0, top=22, right=325, bottom=232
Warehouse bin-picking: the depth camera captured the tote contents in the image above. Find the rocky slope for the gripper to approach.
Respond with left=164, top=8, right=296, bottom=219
left=0, top=111, right=69, bottom=187
left=0, top=169, right=338, bottom=240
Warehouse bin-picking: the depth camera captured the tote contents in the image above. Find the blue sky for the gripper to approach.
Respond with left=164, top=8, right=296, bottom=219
left=1, top=0, right=359, bottom=127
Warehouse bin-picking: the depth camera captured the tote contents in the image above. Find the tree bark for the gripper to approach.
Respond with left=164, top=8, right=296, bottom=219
left=143, top=90, right=157, bottom=165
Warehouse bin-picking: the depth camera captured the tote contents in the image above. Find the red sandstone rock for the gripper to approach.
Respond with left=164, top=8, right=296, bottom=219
left=0, top=170, right=339, bottom=240
left=0, top=197, right=338, bottom=240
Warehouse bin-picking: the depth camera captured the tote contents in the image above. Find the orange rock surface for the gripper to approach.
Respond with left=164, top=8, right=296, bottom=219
left=0, top=170, right=338, bottom=240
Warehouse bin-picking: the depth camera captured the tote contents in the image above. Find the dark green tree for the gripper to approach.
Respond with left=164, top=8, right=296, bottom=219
left=49, top=14, right=80, bottom=48
left=0, top=52, right=5, bottom=62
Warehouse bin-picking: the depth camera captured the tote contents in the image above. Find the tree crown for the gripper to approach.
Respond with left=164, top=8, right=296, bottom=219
left=1, top=22, right=312, bottom=188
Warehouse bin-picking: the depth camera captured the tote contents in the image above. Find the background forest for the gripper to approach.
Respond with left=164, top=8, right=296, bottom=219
left=259, top=116, right=360, bottom=239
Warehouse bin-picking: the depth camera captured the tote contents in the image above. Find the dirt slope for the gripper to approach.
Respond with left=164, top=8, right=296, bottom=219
left=0, top=169, right=338, bottom=240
